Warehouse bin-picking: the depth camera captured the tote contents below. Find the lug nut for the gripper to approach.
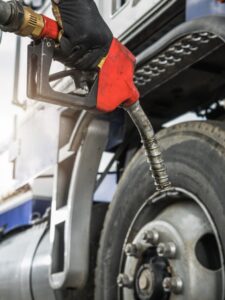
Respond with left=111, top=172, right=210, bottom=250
left=142, top=229, right=159, bottom=245
left=162, top=277, right=171, bottom=292
left=125, top=243, right=142, bottom=257
left=117, top=273, right=133, bottom=288
left=157, top=242, right=177, bottom=258
left=162, top=277, right=183, bottom=294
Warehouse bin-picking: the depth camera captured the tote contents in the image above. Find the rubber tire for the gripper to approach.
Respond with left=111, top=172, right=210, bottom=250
left=95, top=121, right=225, bottom=300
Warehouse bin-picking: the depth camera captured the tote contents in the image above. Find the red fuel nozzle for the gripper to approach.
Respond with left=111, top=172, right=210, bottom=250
left=40, top=15, right=59, bottom=40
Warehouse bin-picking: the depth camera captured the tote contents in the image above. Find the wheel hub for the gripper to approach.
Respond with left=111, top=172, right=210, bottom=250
left=136, top=266, right=154, bottom=298
left=118, top=189, right=224, bottom=300
left=135, top=259, right=169, bottom=300
left=138, top=268, right=152, bottom=292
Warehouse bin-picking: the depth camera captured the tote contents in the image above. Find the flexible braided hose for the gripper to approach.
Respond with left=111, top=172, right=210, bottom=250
left=125, top=101, right=171, bottom=191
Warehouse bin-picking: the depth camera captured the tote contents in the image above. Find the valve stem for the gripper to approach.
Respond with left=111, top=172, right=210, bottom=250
left=124, top=101, right=171, bottom=191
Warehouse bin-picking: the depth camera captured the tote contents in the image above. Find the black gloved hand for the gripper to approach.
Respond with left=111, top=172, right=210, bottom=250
left=52, top=0, right=113, bottom=70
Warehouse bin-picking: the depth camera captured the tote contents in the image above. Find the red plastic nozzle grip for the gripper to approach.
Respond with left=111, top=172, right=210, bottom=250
left=97, top=38, right=140, bottom=112
left=41, top=15, right=59, bottom=40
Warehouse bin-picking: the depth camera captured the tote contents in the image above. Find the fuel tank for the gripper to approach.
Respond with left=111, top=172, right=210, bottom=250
left=0, top=223, right=57, bottom=300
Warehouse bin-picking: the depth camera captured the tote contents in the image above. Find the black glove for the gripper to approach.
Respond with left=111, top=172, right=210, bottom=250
left=52, top=0, right=113, bottom=70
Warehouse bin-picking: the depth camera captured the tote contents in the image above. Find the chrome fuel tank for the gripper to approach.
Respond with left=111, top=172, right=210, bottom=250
left=0, top=223, right=56, bottom=300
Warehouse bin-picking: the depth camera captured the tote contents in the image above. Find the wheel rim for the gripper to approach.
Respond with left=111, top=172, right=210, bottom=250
left=118, top=188, right=225, bottom=300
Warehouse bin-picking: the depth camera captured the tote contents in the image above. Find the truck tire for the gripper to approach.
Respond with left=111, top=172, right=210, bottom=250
left=95, top=121, right=225, bottom=300
left=73, top=203, right=108, bottom=299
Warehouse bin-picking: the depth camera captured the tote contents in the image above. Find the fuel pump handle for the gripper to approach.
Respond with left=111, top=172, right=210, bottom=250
left=0, top=0, right=139, bottom=112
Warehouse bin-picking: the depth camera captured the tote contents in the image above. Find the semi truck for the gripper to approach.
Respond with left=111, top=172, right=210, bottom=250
left=0, top=0, right=225, bottom=299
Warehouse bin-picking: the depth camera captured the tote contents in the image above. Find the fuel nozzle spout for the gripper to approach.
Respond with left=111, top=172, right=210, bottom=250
left=0, top=0, right=59, bottom=39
